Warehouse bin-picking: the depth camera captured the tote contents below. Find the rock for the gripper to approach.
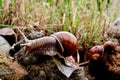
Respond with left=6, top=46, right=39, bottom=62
left=0, top=51, right=27, bottom=80
left=112, top=17, right=120, bottom=26
left=9, top=61, right=28, bottom=80
left=104, top=17, right=120, bottom=43
left=69, top=67, right=86, bottom=80
left=19, top=55, right=86, bottom=80
left=27, top=31, right=44, bottom=40
left=104, top=26, right=120, bottom=40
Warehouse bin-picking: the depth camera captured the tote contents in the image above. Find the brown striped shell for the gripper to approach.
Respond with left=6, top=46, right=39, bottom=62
left=51, top=31, right=78, bottom=57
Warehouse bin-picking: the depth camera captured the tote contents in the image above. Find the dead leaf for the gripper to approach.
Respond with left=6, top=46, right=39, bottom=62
left=0, top=28, right=17, bottom=45
left=52, top=57, right=79, bottom=78
left=0, top=28, right=16, bottom=36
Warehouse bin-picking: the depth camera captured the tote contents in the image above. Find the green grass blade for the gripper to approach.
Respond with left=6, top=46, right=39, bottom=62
left=0, top=24, right=16, bottom=28
left=0, top=0, right=2, bottom=12
left=10, top=0, right=15, bottom=5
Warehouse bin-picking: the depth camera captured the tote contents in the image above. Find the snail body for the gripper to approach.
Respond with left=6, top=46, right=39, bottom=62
left=23, top=36, right=58, bottom=56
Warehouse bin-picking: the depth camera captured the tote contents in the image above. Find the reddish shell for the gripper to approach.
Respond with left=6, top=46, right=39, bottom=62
left=88, top=46, right=104, bottom=60
left=51, top=31, right=78, bottom=57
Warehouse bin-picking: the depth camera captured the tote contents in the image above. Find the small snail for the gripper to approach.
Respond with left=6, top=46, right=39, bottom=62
left=16, top=28, right=79, bottom=65
left=88, top=45, right=104, bottom=61
left=88, top=41, right=116, bottom=61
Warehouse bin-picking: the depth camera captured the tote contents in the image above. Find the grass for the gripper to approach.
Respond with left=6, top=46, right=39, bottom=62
left=0, top=0, right=120, bottom=49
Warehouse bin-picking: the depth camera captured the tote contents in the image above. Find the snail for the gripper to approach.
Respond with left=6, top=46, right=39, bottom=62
left=16, top=28, right=79, bottom=67
left=88, top=41, right=117, bottom=61
left=88, top=45, right=104, bottom=61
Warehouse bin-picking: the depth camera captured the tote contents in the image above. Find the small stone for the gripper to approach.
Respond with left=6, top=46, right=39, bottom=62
left=0, top=36, right=11, bottom=53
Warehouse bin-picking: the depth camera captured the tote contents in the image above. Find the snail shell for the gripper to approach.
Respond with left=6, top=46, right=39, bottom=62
left=51, top=31, right=78, bottom=57
left=88, top=46, right=104, bottom=60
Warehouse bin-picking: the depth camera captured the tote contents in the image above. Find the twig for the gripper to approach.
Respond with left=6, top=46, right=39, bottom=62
left=72, top=7, right=77, bottom=27
left=79, top=60, right=90, bottom=66
left=62, top=13, right=66, bottom=24
left=16, top=28, right=29, bottom=42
